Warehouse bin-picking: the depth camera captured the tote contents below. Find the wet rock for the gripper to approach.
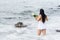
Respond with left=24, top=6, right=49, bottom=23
left=15, top=22, right=27, bottom=28
left=56, top=30, right=60, bottom=32
left=58, top=5, right=60, bottom=7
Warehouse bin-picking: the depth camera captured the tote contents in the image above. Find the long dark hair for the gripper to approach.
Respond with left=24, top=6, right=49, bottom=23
left=40, top=9, right=46, bottom=23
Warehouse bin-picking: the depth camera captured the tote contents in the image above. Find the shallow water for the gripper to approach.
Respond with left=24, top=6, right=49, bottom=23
left=0, top=0, right=60, bottom=40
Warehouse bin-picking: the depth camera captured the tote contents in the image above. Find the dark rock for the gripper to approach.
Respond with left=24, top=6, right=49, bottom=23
left=15, top=22, right=27, bottom=28
left=58, top=5, right=60, bottom=7
left=56, top=30, right=60, bottom=32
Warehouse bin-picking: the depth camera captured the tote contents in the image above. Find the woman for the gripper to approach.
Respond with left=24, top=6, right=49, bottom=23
left=36, top=9, right=48, bottom=36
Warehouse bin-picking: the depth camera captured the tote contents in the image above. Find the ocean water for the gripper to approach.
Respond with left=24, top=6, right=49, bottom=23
left=0, top=0, right=60, bottom=40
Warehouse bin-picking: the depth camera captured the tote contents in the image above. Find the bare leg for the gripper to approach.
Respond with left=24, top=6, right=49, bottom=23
left=37, top=29, right=41, bottom=36
left=42, top=29, right=46, bottom=36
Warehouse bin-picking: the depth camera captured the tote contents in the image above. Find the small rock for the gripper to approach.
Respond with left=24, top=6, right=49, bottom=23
left=58, top=5, right=60, bottom=7
left=15, top=22, right=27, bottom=28
left=56, top=30, right=60, bottom=32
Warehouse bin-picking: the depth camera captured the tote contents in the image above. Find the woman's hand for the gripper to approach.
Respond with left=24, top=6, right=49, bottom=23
left=35, top=16, right=41, bottom=21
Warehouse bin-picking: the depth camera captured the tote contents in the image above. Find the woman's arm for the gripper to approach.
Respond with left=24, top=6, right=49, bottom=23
left=46, top=16, right=48, bottom=21
left=35, top=15, right=41, bottom=21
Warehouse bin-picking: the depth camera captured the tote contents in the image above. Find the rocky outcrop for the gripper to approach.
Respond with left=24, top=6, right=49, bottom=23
left=15, top=22, right=27, bottom=28
left=56, top=30, right=60, bottom=32
left=58, top=5, right=60, bottom=7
